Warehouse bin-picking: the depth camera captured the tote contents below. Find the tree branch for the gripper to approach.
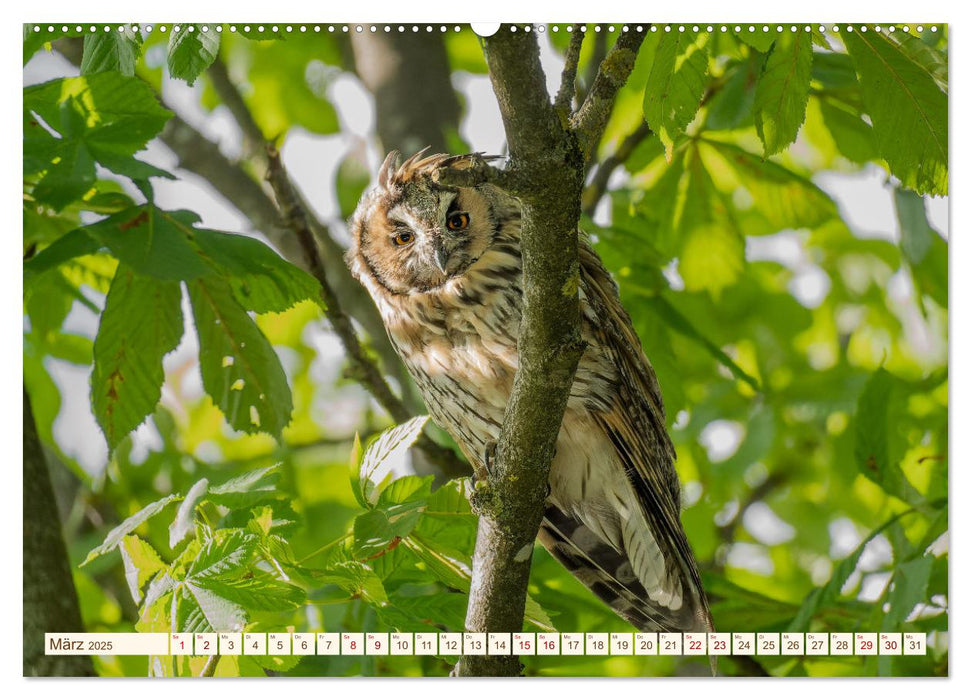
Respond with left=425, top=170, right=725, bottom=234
left=581, top=120, right=654, bottom=217
left=554, top=27, right=585, bottom=113
left=206, top=56, right=267, bottom=162
left=571, top=28, right=647, bottom=160
left=452, top=25, right=588, bottom=677
left=264, top=146, right=463, bottom=478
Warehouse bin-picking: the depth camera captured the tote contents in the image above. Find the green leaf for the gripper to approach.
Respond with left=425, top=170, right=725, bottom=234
left=891, top=32, right=947, bottom=91
left=643, top=31, right=709, bottom=159
left=83, top=493, right=182, bottom=565
left=680, top=221, right=744, bottom=296
left=647, top=295, right=760, bottom=392
left=91, top=264, right=184, bottom=450
left=377, top=475, right=435, bottom=508
left=205, top=578, right=307, bottom=612
left=208, top=465, right=282, bottom=508
left=81, top=207, right=212, bottom=282
left=358, top=416, right=430, bottom=506
left=24, top=74, right=173, bottom=209
left=702, top=140, right=838, bottom=231
left=119, top=535, right=166, bottom=604
left=734, top=27, right=776, bottom=53
left=884, top=555, right=935, bottom=631
left=818, top=99, right=878, bottom=164
left=23, top=229, right=101, bottom=287
left=675, top=152, right=744, bottom=296
left=169, top=478, right=209, bottom=548
left=842, top=31, right=948, bottom=196
left=180, top=582, right=246, bottom=632
left=910, top=231, right=948, bottom=310
left=353, top=501, right=425, bottom=558
left=754, top=31, right=813, bottom=155
left=316, top=561, right=388, bottom=606
left=81, top=29, right=143, bottom=76
left=188, top=530, right=258, bottom=580
left=811, top=51, right=859, bottom=91
left=853, top=368, right=922, bottom=504
left=187, top=276, right=293, bottom=438
left=787, top=506, right=928, bottom=631
left=704, top=59, right=756, bottom=131
left=167, top=25, right=220, bottom=85
left=24, top=24, right=85, bottom=65
left=192, top=228, right=323, bottom=313
left=893, top=188, right=937, bottom=266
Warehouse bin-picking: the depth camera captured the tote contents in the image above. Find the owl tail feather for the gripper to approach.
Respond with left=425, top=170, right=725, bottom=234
left=538, top=505, right=717, bottom=675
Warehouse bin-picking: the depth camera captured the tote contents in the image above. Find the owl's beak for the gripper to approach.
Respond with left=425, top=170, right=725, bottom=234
left=434, top=245, right=449, bottom=275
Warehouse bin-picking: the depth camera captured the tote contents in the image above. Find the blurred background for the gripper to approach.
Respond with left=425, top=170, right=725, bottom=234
left=23, top=24, right=948, bottom=676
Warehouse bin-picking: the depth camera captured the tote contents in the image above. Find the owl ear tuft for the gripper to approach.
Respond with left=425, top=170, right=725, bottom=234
left=378, top=151, right=401, bottom=190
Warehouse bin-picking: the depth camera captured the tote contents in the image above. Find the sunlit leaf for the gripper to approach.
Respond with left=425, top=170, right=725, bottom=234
left=120, top=535, right=166, bottom=604
left=754, top=31, right=813, bottom=155
left=843, top=31, right=948, bottom=195
left=83, top=494, right=182, bottom=565
left=187, top=276, right=293, bottom=438
left=81, top=29, right=143, bottom=76
left=168, top=25, right=220, bottom=85
left=91, top=264, right=184, bottom=450
left=643, top=31, right=709, bottom=159
left=358, top=416, right=430, bottom=506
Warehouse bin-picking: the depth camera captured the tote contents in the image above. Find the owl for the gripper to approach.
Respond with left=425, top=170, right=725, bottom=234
left=347, top=150, right=713, bottom=635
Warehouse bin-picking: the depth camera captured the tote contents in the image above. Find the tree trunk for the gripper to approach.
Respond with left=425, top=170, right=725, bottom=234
left=350, top=32, right=462, bottom=155
left=23, top=387, right=95, bottom=676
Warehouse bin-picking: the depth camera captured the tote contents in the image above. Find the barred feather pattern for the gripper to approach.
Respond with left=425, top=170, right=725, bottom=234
left=347, top=151, right=713, bottom=635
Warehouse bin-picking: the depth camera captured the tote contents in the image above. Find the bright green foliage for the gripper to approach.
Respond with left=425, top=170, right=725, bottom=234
left=167, top=25, right=220, bottom=85
left=753, top=31, right=813, bottom=155
left=24, top=73, right=172, bottom=209
left=192, top=227, right=323, bottom=314
left=643, top=31, right=709, bottom=159
left=23, top=24, right=948, bottom=678
left=842, top=31, right=948, bottom=196
left=81, top=29, right=144, bottom=76
left=188, top=276, right=294, bottom=439
left=854, top=369, right=924, bottom=505
left=91, top=265, right=184, bottom=450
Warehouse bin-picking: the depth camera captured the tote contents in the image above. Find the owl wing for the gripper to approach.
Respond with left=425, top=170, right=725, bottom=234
left=539, top=241, right=712, bottom=634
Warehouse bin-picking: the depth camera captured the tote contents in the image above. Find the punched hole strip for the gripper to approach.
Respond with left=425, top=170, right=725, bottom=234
left=46, top=631, right=927, bottom=657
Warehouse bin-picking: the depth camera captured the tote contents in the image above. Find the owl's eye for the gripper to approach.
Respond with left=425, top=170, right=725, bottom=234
left=392, top=231, right=414, bottom=246
left=446, top=211, right=470, bottom=231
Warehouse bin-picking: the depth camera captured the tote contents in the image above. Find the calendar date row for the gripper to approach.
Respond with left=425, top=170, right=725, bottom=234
left=48, top=631, right=928, bottom=657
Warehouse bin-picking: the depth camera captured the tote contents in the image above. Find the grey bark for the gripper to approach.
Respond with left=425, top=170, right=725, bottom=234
left=23, top=387, right=96, bottom=677
left=350, top=32, right=461, bottom=155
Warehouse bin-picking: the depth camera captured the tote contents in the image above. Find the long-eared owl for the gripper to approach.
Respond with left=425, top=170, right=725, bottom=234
left=347, top=150, right=713, bottom=634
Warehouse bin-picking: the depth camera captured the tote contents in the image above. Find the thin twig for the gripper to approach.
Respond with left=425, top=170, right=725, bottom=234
left=554, top=26, right=585, bottom=113
left=571, top=28, right=648, bottom=160
left=264, top=146, right=463, bottom=477
left=199, top=654, right=221, bottom=677
left=581, top=121, right=654, bottom=217
left=206, top=56, right=266, bottom=162
left=578, top=29, right=608, bottom=107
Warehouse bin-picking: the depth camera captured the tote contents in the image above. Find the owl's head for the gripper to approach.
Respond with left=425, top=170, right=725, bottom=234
left=347, top=150, right=514, bottom=295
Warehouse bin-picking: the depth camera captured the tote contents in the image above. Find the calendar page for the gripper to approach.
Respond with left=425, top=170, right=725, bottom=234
left=22, top=6, right=949, bottom=681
